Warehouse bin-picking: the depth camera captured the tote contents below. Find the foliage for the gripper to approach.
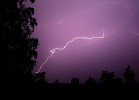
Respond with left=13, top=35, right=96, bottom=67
left=0, top=0, right=38, bottom=82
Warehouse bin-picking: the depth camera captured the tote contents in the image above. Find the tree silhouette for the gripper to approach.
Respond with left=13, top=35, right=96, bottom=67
left=0, top=0, right=38, bottom=83
left=85, top=77, right=97, bottom=86
left=99, top=70, right=115, bottom=85
left=124, top=65, right=135, bottom=84
left=54, top=79, right=59, bottom=84
left=71, top=78, right=80, bottom=86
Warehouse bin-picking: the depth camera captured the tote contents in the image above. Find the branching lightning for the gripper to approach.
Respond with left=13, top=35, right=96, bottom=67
left=36, top=31, right=104, bottom=73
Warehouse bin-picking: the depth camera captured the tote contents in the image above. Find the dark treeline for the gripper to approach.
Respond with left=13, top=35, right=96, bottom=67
left=1, top=0, right=139, bottom=99
left=32, top=65, right=139, bottom=99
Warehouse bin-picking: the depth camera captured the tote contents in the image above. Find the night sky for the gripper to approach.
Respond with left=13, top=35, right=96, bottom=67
left=32, top=0, right=139, bottom=83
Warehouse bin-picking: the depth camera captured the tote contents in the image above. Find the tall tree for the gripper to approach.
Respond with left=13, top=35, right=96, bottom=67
left=124, top=65, right=135, bottom=84
left=0, top=0, right=38, bottom=82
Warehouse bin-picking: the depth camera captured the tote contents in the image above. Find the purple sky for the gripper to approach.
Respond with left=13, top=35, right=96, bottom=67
left=32, top=0, right=139, bottom=83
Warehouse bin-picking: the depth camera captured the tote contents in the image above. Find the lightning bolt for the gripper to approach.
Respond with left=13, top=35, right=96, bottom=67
left=36, top=31, right=104, bottom=73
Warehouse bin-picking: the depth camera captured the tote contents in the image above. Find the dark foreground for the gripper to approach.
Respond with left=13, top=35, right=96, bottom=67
left=4, top=82, right=139, bottom=100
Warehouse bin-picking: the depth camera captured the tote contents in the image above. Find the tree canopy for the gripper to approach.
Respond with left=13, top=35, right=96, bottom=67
left=0, top=0, right=38, bottom=83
